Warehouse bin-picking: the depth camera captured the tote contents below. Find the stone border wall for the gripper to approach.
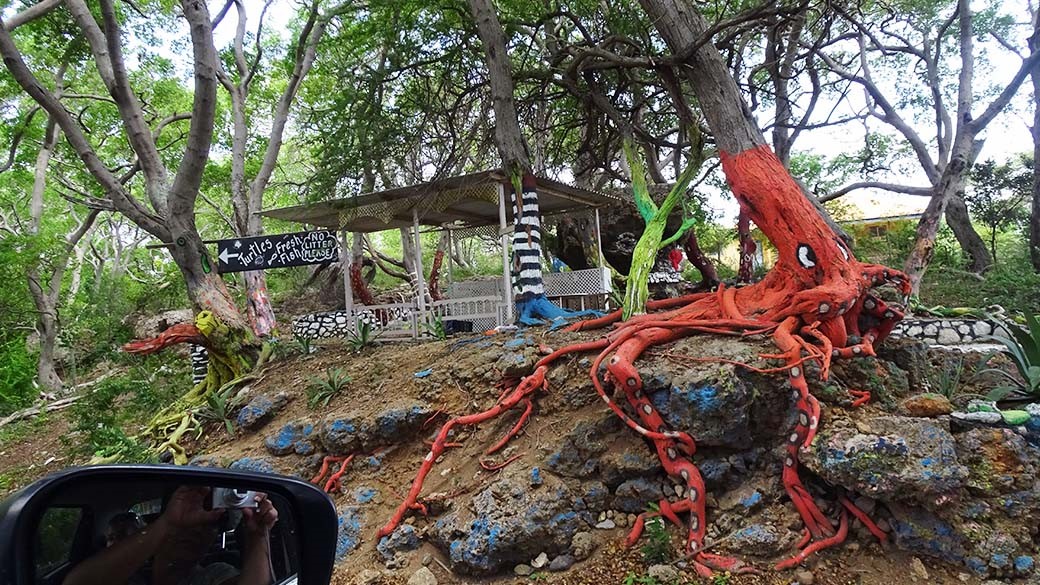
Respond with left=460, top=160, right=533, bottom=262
left=890, top=318, right=1012, bottom=345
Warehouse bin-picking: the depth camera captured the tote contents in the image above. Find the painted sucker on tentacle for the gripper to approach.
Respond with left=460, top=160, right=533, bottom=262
left=380, top=145, right=907, bottom=575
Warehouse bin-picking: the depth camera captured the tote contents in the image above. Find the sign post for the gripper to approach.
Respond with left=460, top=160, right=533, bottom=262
left=215, top=230, right=340, bottom=274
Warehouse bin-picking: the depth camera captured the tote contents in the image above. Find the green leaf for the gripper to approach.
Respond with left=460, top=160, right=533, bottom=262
left=986, top=386, right=1020, bottom=402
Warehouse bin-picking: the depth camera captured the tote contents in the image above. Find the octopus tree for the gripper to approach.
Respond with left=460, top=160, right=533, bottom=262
left=379, top=0, right=910, bottom=576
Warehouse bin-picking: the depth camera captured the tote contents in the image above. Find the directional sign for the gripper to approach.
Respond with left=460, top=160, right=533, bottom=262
left=216, top=230, right=340, bottom=274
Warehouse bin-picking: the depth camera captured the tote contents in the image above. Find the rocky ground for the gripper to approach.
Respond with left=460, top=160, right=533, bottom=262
left=3, top=325, right=1039, bottom=585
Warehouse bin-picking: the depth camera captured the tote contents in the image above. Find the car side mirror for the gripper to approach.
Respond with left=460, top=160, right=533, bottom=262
left=0, top=465, right=337, bottom=585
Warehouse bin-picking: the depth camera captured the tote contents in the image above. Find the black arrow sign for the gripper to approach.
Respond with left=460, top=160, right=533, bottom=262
left=216, top=230, right=340, bottom=274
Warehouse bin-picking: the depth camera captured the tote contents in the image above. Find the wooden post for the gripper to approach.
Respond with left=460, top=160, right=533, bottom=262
left=340, top=229, right=354, bottom=327
left=412, top=208, right=427, bottom=326
left=594, top=208, right=605, bottom=268
left=446, top=228, right=454, bottom=287
left=498, top=182, right=513, bottom=324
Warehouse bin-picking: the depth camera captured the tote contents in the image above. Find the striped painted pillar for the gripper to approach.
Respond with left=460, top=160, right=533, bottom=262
left=511, top=173, right=545, bottom=300
left=508, top=173, right=601, bottom=326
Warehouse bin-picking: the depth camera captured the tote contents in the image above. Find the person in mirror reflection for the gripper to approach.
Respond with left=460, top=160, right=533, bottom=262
left=61, top=486, right=278, bottom=585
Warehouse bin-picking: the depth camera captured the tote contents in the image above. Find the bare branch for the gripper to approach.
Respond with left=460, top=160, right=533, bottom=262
left=822, top=181, right=934, bottom=202
left=0, top=105, right=40, bottom=173
left=198, top=191, right=236, bottom=232
left=3, top=0, right=63, bottom=32
left=968, top=48, right=1040, bottom=133
left=211, top=0, right=234, bottom=29
left=166, top=0, right=220, bottom=220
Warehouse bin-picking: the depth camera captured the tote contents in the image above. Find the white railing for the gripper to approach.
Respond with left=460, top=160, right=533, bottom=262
left=447, top=267, right=612, bottom=312
left=350, top=301, right=418, bottom=340
left=427, top=295, right=504, bottom=334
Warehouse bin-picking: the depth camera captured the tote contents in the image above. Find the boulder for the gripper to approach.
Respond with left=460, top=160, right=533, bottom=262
left=803, top=416, right=967, bottom=503
left=887, top=503, right=969, bottom=564
left=320, top=402, right=432, bottom=454
left=377, top=525, right=420, bottom=560
left=725, top=523, right=796, bottom=557
left=545, top=417, right=617, bottom=478
left=335, top=506, right=364, bottom=561
left=236, top=393, right=290, bottom=431
left=900, top=393, right=954, bottom=418
left=429, top=469, right=585, bottom=575
left=612, top=478, right=665, bottom=513
left=228, top=457, right=276, bottom=474
left=264, top=420, right=317, bottom=456
left=956, top=428, right=1038, bottom=496
left=570, top=532, right=596, bottom=560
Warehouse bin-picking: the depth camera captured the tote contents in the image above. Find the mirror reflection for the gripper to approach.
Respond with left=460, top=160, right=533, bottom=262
left=33, top=480, right=299, bottom=585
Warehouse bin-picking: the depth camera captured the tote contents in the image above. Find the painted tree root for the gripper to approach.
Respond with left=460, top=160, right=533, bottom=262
left=382, top=146, right=907, bottom=574
left=311, top=455, right=356, bottom=494
left=123, top=311, right=262, bottom=464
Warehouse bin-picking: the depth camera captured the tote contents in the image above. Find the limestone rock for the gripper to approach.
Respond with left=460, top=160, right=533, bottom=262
left=228, top=457, right=275, bottom=474
left=320, top=402, right=431, bottom=454
left=264, top=420, right=317, bottom=456
left=236, top=392, right=289, bottom=431
left=901, top=393, right=953, bottom=418
left=570, top=532, right=596, bottom=561
left=804, top=416, right=967, bottom=502
left=726, top=523, right=796, bottom=557
left=377, top=525, right=420, bottom=560
left=548, top=555, right=575, bottom=572
left=612, top=478, right=665, bottom=513
left=407, top=567, right=438, bottom=585
left=428, top=469, right=584, bottom=575
left=647, top=564, right=680, bottom=582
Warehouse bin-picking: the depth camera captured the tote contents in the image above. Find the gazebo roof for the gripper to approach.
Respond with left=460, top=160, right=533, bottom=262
left=258, top=169, right=622, bottom=233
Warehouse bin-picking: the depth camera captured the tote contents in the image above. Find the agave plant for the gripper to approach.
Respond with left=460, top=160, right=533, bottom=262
left=307, top=367, right=351, bottom=408
left=345, top=318, right=382, bottom=352
left=981, top=313, right=1040, bottom=401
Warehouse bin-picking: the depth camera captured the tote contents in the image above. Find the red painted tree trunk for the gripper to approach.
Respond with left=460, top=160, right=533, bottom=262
left=682, top=229, right=719, bottom=289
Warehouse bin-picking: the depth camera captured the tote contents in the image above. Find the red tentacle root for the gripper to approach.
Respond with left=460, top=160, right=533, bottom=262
left=123, top=322, right=205, bottom=354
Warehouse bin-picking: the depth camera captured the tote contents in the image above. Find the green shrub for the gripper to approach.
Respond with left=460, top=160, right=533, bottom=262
left=64, top=356, right=188, bottom=461
left=640, top=514, right=672, bottom=564
left=0, top=336, right=36, bottom=415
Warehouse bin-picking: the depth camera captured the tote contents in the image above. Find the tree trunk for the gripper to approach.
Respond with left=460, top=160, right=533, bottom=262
left=554, top=216, right=596, bottom=270
left=944, top=192, right=991, bottom=273
left=1031, top=45, right=1040, bottom=272
left=469, top=0, right=583, bottom=324
left=683, top=229, right=719, bottom=288
left=29, top=285, right=62, bottom=393
left=905, top=148, right=971, bottom=294
left=428, top=231, right=448, bottom=301
left=737, top=211, right=756, bottom=282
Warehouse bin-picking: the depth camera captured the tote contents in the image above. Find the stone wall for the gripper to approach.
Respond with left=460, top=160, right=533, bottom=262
left=890, top=318, right=1012, bottom=346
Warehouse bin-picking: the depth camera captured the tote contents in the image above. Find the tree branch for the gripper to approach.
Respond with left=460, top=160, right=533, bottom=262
left=166, top=0, right=219, bottom=222
left=2, top=0, right=63, bottom=31
left=822, top=181, right=934, bottom=202
left=0, top=105, right=39, bottom=173
left=0, top=21, right=167, bottom=239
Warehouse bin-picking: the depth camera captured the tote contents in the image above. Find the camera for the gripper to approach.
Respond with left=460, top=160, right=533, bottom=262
left=208, top=487, right=259, bottom=509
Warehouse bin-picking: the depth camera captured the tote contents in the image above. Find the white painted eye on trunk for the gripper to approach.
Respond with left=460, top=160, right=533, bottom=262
left=796, top=244, right=817, bottom=269
left=835, top=238, right=850, bottom=261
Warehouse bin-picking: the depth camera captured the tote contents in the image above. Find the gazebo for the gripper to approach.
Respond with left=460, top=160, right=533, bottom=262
left=260, top=170, right=622, bottom=337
